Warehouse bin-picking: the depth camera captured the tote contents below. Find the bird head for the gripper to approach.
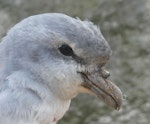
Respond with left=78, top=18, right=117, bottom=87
left=0, top=13, right=123, bottom=110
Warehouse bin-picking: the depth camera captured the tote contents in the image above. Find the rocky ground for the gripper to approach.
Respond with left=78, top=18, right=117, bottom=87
left=0, top=0, right=150, bottom=124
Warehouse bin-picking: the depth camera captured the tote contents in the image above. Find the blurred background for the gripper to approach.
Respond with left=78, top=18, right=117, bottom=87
left=0, top=0, right=150, bottom=124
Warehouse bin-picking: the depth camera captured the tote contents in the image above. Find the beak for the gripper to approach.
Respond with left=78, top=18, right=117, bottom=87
left=80, top=69, right=123, bottom=110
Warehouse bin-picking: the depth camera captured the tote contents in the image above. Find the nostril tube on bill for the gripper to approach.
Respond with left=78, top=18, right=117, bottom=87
left=102, top=70, right=110, bottom=79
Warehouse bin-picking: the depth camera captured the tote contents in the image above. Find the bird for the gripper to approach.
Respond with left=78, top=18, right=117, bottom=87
left=0, top=13, right=123, bottom=124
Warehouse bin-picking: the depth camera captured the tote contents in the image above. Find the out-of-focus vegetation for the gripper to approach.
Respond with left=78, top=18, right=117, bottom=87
left=0, top=0, right=150, bottom=124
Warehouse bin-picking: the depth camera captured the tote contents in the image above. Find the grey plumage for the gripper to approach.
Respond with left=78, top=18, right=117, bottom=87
left=0, top=13, right=122, bottom=124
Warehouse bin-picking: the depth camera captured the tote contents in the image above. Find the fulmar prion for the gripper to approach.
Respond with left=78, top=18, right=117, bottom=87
left=0, top=13, right=123, bottom=124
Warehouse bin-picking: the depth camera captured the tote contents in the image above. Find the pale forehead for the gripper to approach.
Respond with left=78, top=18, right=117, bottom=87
left=11, top=13, right=104, bottom=45
left=6, top=13, right=111, bottom=61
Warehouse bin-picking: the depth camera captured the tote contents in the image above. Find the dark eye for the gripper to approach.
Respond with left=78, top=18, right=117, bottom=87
left=59, top=44, right=74, bottom=56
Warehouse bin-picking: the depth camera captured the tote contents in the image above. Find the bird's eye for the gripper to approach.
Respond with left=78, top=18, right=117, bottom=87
left=59, top=44, right=74, bottom=56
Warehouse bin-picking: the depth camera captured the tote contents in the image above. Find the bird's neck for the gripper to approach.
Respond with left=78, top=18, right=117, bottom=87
left=3, top=71, right=71, bottom=123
